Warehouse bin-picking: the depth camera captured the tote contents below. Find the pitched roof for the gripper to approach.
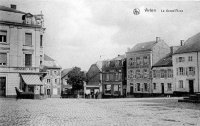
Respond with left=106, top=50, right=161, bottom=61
left=61, top=68, right=73, bottom=78
left=128, top=41, right=157, bottom=52
left=0, top=5, right=26, bottom=14
left=43, top=54, right=61, bottom=69
left=112, top=54, right=126, bottom=60
left=174, top=32, right=200, bottom=54
left=44, top=54, right=55, bottom=61
left=153, top=53, right=172, bottom=67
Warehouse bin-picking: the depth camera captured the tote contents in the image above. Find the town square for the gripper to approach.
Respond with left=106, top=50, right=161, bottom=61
left=1, top=0, right=200, bottom=126
left=1, top=97, right=200, bottom=126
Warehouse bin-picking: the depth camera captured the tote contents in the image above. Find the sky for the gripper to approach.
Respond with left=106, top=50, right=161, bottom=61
left=1, top=0, right=200, bottom=71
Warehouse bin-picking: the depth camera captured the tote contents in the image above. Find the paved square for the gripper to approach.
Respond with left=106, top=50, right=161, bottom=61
left=0, top=97, right=200, bottom=126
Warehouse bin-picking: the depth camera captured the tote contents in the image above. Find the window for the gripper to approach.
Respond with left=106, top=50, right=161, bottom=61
left=188, top=67, right=195, bottom=76
left=153, top=83, right=156, bottom=90
left=25, top=54, right=32, bottom=66
left=137, top=83, right=140, bottom=91
left=188, top=56, right=192, bottom=62
left=178, top=67, right=184, bottom=75
left=40, top=35, right=43, bottom=47
left=0, top=31, right=7, bottom=43
left=136, top=69, right=140, bottom=78
left=160, top=70, right=165, bottom=78
left=153, top=70, right=156, bottom=78
left=54, top=71, right=57, bottom=75
left=167, top=69, right=173, bottom=78
left=178, top=57, right=185, bottom=62
left=143, top=56, right=149, bottom=65
left=167, top=83, right=172, bottom=91
left=40, top=55, right=43, bottom=65
left=25, top=33, right=32, bottom=46
left=143, top=69, right=148, bottom=78
left=0, top=53, right=7, bottom=66
left=144, top=83, right=148, bottom=91
left=47, top=79, right=51, bottom=83
left=136, top=57, right=141, bottom=65
left=179, top=80, right=183, bottom=88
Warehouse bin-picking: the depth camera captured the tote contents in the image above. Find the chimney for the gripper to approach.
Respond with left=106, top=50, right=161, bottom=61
left=156, top=37, right=160, bottom=42
left=180, top=40, right=184, bottom=46
left=10, top=4, right=17, bottom=9
left=118, top=54, right=120, bottom=57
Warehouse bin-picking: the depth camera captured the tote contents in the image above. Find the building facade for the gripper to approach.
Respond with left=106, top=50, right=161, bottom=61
left=42, top=54, right=61, bottom=98
left=85, top=61, right=102, bottom=98
left=0, top=5, right=45, bottom=97
left=173, top=33, right=200, bottom=94
left=126, top=37, right=170, bottom=96
left=152, top=53, right=174, bottom=95
left=102, top=55, right=126, bottom=98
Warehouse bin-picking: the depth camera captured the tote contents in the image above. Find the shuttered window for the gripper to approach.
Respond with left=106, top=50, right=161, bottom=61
left=25, top=54, right=32, bottom=66
left=0, top=53, right=7, bottom=66
left=25, top=33, right=32, bottom=46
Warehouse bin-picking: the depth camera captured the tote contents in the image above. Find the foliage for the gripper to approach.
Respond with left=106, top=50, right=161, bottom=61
left=67, top=67, right=86, bottom=92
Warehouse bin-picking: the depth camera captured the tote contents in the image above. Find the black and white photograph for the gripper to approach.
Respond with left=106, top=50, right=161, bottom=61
left=0, top=0, right=200, bottom=125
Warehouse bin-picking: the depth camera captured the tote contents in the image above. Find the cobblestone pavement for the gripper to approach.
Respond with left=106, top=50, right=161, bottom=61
left=0, top=97, right=200, bottom=126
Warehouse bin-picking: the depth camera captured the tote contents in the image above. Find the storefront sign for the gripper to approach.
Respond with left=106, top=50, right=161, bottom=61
left=14, top=67, right=37, bottom=71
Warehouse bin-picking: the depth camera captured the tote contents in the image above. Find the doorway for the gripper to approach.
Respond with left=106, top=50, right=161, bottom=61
left=161, top=83, right=164, bottom=94
left=189, top=80, right=194, bottom=94
left=47, top=89, right=51, bottom=97
left=0, top=77, right=6, bottom=96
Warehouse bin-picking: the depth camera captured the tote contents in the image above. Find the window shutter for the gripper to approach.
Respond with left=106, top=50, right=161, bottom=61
left=0, top=53, right=7, bottom=63
left=186, top=67, right=188, bottom=76
left=176, top=68, right=179, bottom=75
left=176, top=58, right=178, bottom=62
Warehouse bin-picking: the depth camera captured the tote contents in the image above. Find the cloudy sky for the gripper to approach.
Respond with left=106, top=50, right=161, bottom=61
left=1, top=0, right=200, bottom=71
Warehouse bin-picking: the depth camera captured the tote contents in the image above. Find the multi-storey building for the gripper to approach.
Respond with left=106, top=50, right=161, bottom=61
left=86, top=61, right=102, bottom=98
left=42, top=54, right=61, bottom=98
left=152, top=46, right=180, bottom=96
left=0, top=5, right=45, bottom=97
left=102, top=55, right=126, bottom=98
left=173, top=33, right=200, bottom=94
left=126, top=37, right=170, bottom=96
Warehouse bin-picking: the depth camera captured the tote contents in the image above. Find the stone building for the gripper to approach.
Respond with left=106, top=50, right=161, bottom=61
left=102, top=55, right=126, bottom=98
left=126, top=37, right=170, bottom=96
left=42, top=54, right=61, bottom=98
left=173, top=33, right=200, bottom=94
left=0, top=5, right=45, bottom=97
left=85, top=61, right=102, bottom=98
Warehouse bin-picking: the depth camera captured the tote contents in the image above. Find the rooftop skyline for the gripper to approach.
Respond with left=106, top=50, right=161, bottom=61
left=1, top=0, right=200, bottom=71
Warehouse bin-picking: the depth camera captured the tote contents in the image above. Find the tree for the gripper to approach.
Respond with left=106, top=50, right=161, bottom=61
left=67, top=67, right=86, bottom=93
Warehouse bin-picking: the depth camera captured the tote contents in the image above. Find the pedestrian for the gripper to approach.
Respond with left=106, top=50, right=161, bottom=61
left=95, top=91, right=99, bottom=99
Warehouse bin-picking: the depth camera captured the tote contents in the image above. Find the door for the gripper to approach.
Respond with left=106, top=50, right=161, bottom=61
left=47, top=89, right=51, bottom=97
left=161, top=83, right=164, bottom=94
left=0, top=77, right=6, bottom=96
left=189, top=80, right=194, bottom=94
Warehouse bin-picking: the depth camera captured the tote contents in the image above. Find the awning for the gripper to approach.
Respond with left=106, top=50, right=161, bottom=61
left=21, top=74, right=43, bottom=86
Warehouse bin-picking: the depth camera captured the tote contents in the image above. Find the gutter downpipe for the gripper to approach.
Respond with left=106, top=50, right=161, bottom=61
left=197, top=52, right=199, bottom=92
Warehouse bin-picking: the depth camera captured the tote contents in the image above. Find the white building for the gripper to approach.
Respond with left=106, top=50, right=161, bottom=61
left=0, top=5, right=45, bottom=97
left=173, top=33, right=200, bottom=94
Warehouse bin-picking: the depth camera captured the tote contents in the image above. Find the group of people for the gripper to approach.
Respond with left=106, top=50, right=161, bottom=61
left=85, top=91, right=99, bottom=99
